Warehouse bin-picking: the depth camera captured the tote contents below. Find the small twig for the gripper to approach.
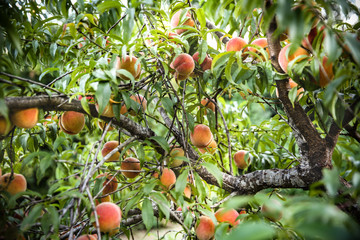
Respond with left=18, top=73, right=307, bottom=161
left=107, top=14, right=127, bottom=34
left=47, top=70, right=74, bottom=86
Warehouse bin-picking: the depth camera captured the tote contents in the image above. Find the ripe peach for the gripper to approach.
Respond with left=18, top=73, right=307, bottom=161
left=167, top=147, right=184, bottom=167
left=318, top=56, right=334, bottom=87
left=0, top=168, right=1, bottom=177
left=184, top=185, right=191, bottom=198
left=0, top=173, right=27, bottom=195
left=59, top=111, right=85, bottom=135
left=195, top=216, right=215, bottom=240
left=192, top=52, right=212, bottom=71
left=215, top=208, right=240, bottom=226
left=120, top=95, right=147, bottom=116
left=101, top=141, right=121, bottom=162
left=121, top=157, right=141, bottom=178
left=261, top=199, right=283, bottom=222
left=160, top=168, right=176, bottom=189
left=198, top=139, right=217, bottom=154
left=170, top=53, right=195, bottom=81
left=170, top=10, right=195, bottom=35
left=11, top=108, right=38, bottom=129
left=168, top=32, right=178, bottom=39
left=95, top=173, right=118, bottom=195
left=226, top=37, right=248, bottom=52
left=115, top=55, right=141, bottom=80
left=96, top=102, right=115, bottom=118
left=200, top=98, right=216, bottom=114
left=93, top=202, right=121, bottom=234
left=278, top=44, right=310, bottom=73
left=0, top=116, right=13, bottom=135
left=301, top=27, right=318, bottom=50
left=233, top=150, right=250, bottom=169
left=249, top=38, right=269, bottom=60
left=95, top=195, right=111, bottom=206
left=76, top=234, right=97, bottom=240
left=190, top=124, right=213, bottom=148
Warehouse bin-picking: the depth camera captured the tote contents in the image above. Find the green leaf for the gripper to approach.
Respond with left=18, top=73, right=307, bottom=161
left=175, top=169, right=189, bottom=195
left=149, top=136, right=170, bottom=152
left=95, top=82, right=111, bottom=117
left=80, top=97, right=91, bottom=115
left=196, top=8, right=206, bottom=29
left=50, top=43, right=57, bottom=57
left=21, top=204, right=43, bottom=231
left=142, top=198, right=155, bottom=232
left=97, top=0, right=123, bottom=13
left=150, top=192, right=170, bottom=220
left=224, top=221, right=276, bottom=240
left=161, top=97, right=174, bottom=116
left=203, top=162, right=223, bottom=187
left=322, top=168, right=340, bottom=198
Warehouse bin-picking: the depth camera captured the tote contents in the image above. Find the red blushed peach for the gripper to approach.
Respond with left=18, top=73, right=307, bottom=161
left=215, top=208, right=240, bottom=226
left=95, top=173, right=118, bottom=195
left=233, top=150, right=250, bottom=169
left=11, top=108, right=38, bottom=129
left=0, top=173, right=27, bottom=195
left=101, top=141, right=121, bottom=162
left=198, top=139, right=217, bottom=154
left=278, top=44, right=310, bottom=73
left=120, top=95, right=147, bottom=116
left=200, top=98, right=216, bottom=114
left=226, top=37, right=248, bottom=52
left=160, top=168, right=176, bottom=190
left=95, top=195, right=111, bottom=206
left=249, top=38, right=269, bottom=60
left=170, top=53, right=195, bottom=81
left=59, top=111, right=85, bottom=135
left=115, top=55, right=141, bottom=80
left=190, top=124, right=213, bottom=148
left=166, top=147, right=184, bottom=167
left=76, top=234, right=97, bottom=240
left=318, top=56, right=334, bottom=87
left=93, top=202, right=121, bottom=234
left=170, top=10, right=195, bottom=35
left=195, top=216, right=215, bottom=240
left=192, top=52, right=212, bottom=71
left=121, top=157, right=141, bottom=178
left=0, top=116, right=13, bottom=135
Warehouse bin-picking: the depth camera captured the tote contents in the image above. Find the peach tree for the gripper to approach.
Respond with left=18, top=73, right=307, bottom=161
left=0, top=0, right=360, bottom=239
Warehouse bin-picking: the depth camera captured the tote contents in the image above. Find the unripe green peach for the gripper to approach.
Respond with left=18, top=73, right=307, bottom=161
left=167, top=147, right=185, bottom=167
left=11, top=108, right=39, bottom=129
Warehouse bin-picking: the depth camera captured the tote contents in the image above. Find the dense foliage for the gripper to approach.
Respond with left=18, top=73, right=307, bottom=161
left=0, top=0, right=360, bottom=239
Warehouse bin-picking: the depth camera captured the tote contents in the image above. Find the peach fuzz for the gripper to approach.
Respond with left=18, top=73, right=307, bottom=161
left=318, top=56, right=334, bottom=87
left=121, top=157, right=141, bottom=178
left=59, top=111, right=85, bottom=135
left=93, top=202, right=121, bottom=234
left=170, top=53, right=195, bottom=80
left=234, top=150, right=250, bottom=169
left=190, top=124, right=213, bottom=148
left=95, top=173, right=118, bottom=195
left=120, top=94, right=147, bottom=116
left=215, top=208, right=240, bottom=226
left=199, top=139, right=217, bottom=154
left=0, top=116, right=13, bottom=135
left=249, top=38, right=269, bottom=59
left=115, top=55, right=141, bottom=80
left=11, top=108, right=39, bottom=129
left=101, top=141, right=121, bottom=162
left=160, top=168, right=176, bottom=190
left=0, top=173, right=27, bottom=195
left=226, top=37, right=248, bottom=52
left=200, top=98, right=216, bottom=114
left=278, top=44, right=310, bottom=73
left=195, top=216, right=215, bottom=240
left=170, top=10, right=195, bottom=35
left=76, top=234, right=97, bottom=240
left=192, top=52, right=212, bottom=71
left=167, top=147, right=184, bottom=167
